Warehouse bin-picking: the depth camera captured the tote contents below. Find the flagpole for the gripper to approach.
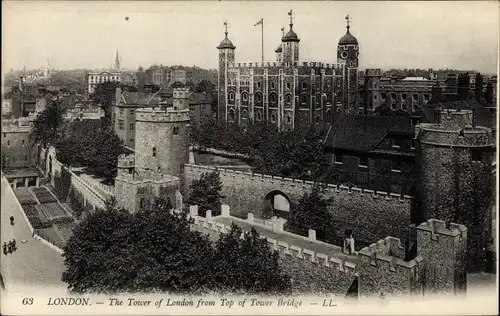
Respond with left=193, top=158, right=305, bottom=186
left=261, top=19, right=264, bottom=62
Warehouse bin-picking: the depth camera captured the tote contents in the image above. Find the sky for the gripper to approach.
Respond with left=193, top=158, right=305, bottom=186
left=2, top=1, right=499, bottom=74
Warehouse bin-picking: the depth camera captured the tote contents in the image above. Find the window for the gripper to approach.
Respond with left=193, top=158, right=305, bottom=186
left=302, top=82, right=307, bottom=89
left=381, top=93, right=387, bottom=100
left=286, top=82, right=291, bottom=89
left=256, top=112, right=261, bottom=121
left=392, top=139, right=400, bottom=149
left=271, top=82, right=275, bottom=89
left=335, top=154, right=343, bottom=164
left=374, top=95, right=378, bottom=100
left=242, top=109, right=248, bottom=118
left=269, top=93, right=277, bottom=103
left=300, top=94, right=308, bottom=104
left=271, top=114, right=276, bottom=122
left=228, top=109, right=235, bottom=122
left=118, top=120, right=124, bottom=130
left=391, top=93, right=396, bottom=101
left=255, top=93, right=262, bottom=103
left=391, top=160, right=402, bottom=172
left=22, top=140, right=25, bottom=146
left=424, top=94, right=430, bottom=101
left=285, top=94, right=292, bottom=104
left=7, top=140, right=10, bottom=146
left=412, top=94, right=419, bottom=102
left=3, top=133, right=6, bottom=138
left=287, top=115, right=291, bottom=123
left=242, top=93, right=248, bottom=102
left=130, top=110, right=135, bottom=116
left=173, top=126, right=179, bottom=135
left=129, top=123, right=134, bottom=130
left=120, top=109, right=124, bottom=116
left=257, top=82, right=262, bottom=89
left=402, top=94, right=407, bottom=100
left=228, top=91, right=235, bottom=101
left=472, top=150, right=482, bottom=162
left=153, top=147, right=157, bottom=157
left=359, top=156, right=368, bottom=168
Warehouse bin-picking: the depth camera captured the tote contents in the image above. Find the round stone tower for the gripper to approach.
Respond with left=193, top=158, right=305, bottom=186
left=415, top=109, right=494, bottom=272
left=134, top=88, right=191, bottom=178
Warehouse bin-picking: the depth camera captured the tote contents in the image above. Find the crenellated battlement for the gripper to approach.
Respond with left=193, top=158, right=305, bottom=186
left=359, top=236, right=424, bottom=272
left=417, top=219, right=467, bottom=239
left=188, top=205, right=358, bottom=276
left=117, top=154, right=135, bottom=168
left=227, top=61, right=344, bottom=71
left=172, top=88, right=191, bottom=99
left=184, top=164, right=414, bottom=201
left=135, top=107, right=190, bottom=122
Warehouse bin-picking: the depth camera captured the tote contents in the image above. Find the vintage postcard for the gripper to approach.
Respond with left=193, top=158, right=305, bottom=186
left=1, top=1, right=498, bottom=315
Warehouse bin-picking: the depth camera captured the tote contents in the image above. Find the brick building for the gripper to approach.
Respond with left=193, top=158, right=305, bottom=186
left=323, top=115, right=416, bottom=194
left=144, top=65, right=187, bottom=87
left=217, top=12, right=359, bottom=131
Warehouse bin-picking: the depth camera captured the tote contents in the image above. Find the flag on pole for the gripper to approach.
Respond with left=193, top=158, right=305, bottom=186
left=254, top=18, right=263, bottom=26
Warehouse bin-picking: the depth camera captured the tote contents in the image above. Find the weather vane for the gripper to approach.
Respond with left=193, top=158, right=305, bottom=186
left=288, top=10, right=293, bottom=26
left=346, top=15, right=350, bottom=29
left=223, top=21, right=228, bottom=35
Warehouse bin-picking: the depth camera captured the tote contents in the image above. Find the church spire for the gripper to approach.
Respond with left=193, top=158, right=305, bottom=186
left=115, top=50, right=121, bottom=70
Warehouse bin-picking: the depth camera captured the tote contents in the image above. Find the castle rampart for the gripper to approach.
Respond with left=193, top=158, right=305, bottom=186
left=184, top=163, right=413, bottom=244
left=135, top=107, right=190, bottom=123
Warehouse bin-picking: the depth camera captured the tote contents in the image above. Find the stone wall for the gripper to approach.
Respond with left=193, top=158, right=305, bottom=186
left=189, top=208, right=357, bottom=296
left=185, top=164, right=413, bottom=244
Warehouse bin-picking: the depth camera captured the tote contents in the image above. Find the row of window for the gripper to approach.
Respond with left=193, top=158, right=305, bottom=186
left=3, top=139, right=27, bottom=147
left=378, top=93, right=430, bottom=102
left=89, top=76, right=121, bottom=83
left=228, top=80, right=331, bottom=90
left=228, top=92, right=333, bottom=105
left=2, top=153, right=30, bottom=163
left=227, top=110, right=334, bottom=124
left=334, top=155, right=403, bottom=172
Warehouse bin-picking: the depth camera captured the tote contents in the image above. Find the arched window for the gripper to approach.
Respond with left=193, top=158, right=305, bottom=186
left=300, top=93, right=309, bottom=105
left=228, top=108, right=235, bottom=122
left=242, top=109, right=248, bottom=118
left=302, top=82, right=308, bottom=89
left=255, top=92, right=262, bottom=103
left=228, top=91, right=235, bottom=101
left=271, top=82, right=276, bottom=89
left=286, top=82, right=291, bottom=89
left=271, top=114, right=276, bottom=122
left=326, top=109, right=332, bottom=123
left=287, top=115, right=291, bottom=123
left=285, top=94, right=292, bottom=104
left=153, top=147, right=157, bottom=157
left=257, top=81, right=262, bottom=89
left=269, top=93, right=278, bottom=104
left=173, top=126, right=179, bottom=135
left=242, top=92, right=248, bottom=102
left=256, top=111, right=262, bottom=121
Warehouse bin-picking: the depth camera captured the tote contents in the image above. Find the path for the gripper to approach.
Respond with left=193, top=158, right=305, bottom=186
left=1, top=175, right=66, bottom=293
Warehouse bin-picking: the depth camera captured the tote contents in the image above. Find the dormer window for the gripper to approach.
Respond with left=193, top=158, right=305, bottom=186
left=359, top=156, right=368, bottom=169
left=173, top=126, right=179, bottom=135
left=335, top=154, right=343, bottom=164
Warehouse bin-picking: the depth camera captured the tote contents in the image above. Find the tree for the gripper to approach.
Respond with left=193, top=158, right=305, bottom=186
left=171, top=81, right=185, bottom=89
left=90, top=81, right=120, bottom=127
left=194, top=80, right=215, bottom=94
left=285, top=187, right=336, bottom=242
left=187, top=171, right=224, bottom=217
left=29, top=100, right=64, bottom=148
left=61, top=207, right=134, bottom=294
left=212, top=224, right=292, bottom=295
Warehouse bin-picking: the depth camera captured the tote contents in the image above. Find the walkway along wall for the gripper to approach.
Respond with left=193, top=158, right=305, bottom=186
left=184, top=164, right=415, bottom=244
left=40, top=147, right=107, bottom=212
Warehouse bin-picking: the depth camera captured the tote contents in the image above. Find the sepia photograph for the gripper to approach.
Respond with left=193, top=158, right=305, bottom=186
left=1, top=1, right=498, bottom=315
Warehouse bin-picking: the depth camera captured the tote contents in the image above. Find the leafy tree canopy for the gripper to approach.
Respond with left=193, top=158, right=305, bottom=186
left=62, top=197, right=291, bottom=295
left=187, top=171, right=224, bottom=217
left=29, top=100, right=65, bottom=148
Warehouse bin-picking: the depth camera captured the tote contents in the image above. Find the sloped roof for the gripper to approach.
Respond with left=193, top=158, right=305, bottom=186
left=324, top=115, right=414, bottom=152
left=422, top=99, right=496, bottom=129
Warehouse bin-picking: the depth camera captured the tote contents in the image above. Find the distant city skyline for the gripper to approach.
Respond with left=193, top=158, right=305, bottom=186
left=2, top=1, right=499, bottom=74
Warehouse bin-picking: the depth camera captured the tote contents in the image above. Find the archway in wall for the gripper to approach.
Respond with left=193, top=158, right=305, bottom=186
left=263, top=190, right=291, bottom=219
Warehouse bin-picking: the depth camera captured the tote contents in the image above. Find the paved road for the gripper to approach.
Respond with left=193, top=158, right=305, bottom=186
left=1, top=175, right=66, bottom=293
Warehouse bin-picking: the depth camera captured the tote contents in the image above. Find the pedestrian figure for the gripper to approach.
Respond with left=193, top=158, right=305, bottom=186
left=12, top=239, right=16, bottom=252
left=9, top=216, right=14, bottom=226
left=7, top=241, right=13, bottom=254
left=2, top=243, right=7, bottom=255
